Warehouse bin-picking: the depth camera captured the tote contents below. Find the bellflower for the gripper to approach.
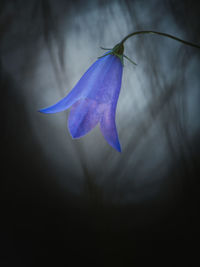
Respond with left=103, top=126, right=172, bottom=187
left=39, top=43, right=125, bottom=152
left=40, top=30, right=200, bottom=152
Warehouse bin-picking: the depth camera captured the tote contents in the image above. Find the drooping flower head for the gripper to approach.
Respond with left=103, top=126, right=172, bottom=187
left=39, top=30, right=200, bottom=152
left=40, top=43, right=125, bottom=152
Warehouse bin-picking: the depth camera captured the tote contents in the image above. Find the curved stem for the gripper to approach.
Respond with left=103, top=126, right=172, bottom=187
left=120, top=30, right=200, bottom=49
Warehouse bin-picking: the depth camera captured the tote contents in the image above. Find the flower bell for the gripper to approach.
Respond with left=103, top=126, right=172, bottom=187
left=39, top=30, right=200, bottom=152
left=39, top=43, right=126, bottom=152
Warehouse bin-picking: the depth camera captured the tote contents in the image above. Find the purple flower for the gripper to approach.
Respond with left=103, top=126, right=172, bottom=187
left=39, top=48, right=124, bottom=152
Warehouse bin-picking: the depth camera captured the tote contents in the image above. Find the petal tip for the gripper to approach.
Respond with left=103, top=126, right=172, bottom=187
left=38, top=107, right=57, bottom=114
left=70, top=131, right=81, bottom=139
left=116, top=145, right=122, bottom=153
left=38, top=108, right=47, bottom=114
left=112, top=141, right=121, bottom=153
left=68, top=123, right=85, bottom=139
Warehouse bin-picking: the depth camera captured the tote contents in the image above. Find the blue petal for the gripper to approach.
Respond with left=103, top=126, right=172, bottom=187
left=100, top=105, right=121, bottom=152
left=68, top=99, right=101, bottom=138
left=87, top=55, right=123, bottom=104
left=95, top=55, right=122, bottom=152
left=39, top=54, right=117, bottom=114
left=39, top=89, right=82, bottom=114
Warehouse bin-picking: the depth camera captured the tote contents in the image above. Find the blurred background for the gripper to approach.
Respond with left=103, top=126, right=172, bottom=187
left=1, top=0, right=200, bottom=265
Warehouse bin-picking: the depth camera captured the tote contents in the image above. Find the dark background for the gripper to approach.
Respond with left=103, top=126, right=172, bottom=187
left=1, top=0, right=200, bottom=266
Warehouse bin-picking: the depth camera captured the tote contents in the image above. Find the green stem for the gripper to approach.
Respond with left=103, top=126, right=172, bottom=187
left=120, top=30, right=200, bottom=49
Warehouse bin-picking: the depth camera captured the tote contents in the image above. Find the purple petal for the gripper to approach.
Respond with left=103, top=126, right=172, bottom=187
left=87, top=55, right=123, bottom=104
left=39, top=53, right=118, bottom=114
left=68, top=98, right=101, bottom=138
left=39, top=89, right=81, bottom=113
left=95, top=55, right=122, bottom=152
left=100, top=105, right=121, bottom=152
